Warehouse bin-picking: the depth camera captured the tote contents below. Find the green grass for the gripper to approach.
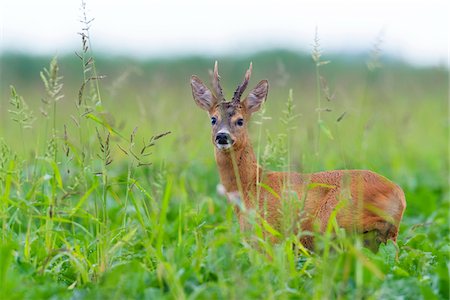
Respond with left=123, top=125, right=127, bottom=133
left=0, top=41, right=448, bottom=299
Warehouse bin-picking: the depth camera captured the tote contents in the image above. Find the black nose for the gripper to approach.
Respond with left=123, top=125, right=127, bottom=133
left=216, top=132, right=231, bottom=145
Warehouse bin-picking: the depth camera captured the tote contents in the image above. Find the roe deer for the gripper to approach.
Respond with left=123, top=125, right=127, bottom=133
left=190, top=62, right=406, bottom=250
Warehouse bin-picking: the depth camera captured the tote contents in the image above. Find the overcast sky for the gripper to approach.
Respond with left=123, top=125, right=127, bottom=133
left=1, top=0, right=448, bottom=66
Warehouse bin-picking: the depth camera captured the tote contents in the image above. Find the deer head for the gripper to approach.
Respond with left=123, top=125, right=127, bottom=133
left=191, top=61, right=269, bottom=151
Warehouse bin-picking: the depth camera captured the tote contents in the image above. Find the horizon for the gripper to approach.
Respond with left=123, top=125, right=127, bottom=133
left=1, top=0, right=448, bottom=68
left=0, top=47, right=440, bottom=69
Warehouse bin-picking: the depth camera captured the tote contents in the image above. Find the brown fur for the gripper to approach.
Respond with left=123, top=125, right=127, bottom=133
left=191, top=63, right=406, bottom=250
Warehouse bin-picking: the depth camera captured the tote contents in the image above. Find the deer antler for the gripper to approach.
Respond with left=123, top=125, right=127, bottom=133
left=232, top=62, right=253, bottom=103
left=212, top=61, right=225, bottom=102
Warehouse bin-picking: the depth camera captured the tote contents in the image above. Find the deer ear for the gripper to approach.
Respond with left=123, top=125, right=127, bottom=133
left=243, top=80, right=269, bottom=114
left=191, top=75, right=216, bottom=112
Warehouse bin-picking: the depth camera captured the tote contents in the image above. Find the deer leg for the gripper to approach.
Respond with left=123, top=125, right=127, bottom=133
left=362, top=219, right=399, bottom=251
left=361, top=186, right=405, bottom=249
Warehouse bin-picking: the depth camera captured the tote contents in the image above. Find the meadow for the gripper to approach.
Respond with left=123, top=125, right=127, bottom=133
left=0, top=39, right=448, bottom=299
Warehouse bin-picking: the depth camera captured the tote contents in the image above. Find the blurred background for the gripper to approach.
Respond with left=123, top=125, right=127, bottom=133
left=1, top=2, right=448, bottom=297
left=0, top=0, right=448, bottom=188
left=1, top=0, right=448, bottom=65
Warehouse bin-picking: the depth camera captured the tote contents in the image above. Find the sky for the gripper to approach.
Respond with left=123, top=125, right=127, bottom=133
left=1, top=0, right=448, bottom=66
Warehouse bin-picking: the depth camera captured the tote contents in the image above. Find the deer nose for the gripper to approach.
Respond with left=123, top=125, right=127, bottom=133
left=216, top=132, right=232, bottom=145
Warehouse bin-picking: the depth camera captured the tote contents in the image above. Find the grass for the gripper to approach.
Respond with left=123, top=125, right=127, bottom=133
left=0, top=13, right=449, bottom=300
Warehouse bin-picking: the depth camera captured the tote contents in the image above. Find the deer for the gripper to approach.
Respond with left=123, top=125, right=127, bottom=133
left=190, top=62, right=406, bottom=250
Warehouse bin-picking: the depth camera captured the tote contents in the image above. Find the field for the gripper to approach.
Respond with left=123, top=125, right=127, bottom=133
left=0, top=41, right=448, bottom=299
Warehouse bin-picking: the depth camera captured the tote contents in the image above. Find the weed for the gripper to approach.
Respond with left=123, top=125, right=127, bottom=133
left=0, top=3, right=447, bottom=300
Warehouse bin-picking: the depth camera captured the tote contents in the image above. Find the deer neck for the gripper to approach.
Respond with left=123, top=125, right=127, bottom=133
left=214, top=141, right=261, bottom=194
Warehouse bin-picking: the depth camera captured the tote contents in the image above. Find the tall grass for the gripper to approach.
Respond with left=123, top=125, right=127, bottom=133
left=0, top=3, right=448, bottom=300
left=0, top=1, right=172, bottom=295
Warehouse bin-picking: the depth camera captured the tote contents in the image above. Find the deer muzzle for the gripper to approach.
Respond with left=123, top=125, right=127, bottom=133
left=215, top=131, right=234, bottom=150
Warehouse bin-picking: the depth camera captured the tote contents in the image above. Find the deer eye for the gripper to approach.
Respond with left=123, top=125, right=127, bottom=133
left=236, top=118, right=244, bottom=127
left=211, top=117, right=217, bottom=126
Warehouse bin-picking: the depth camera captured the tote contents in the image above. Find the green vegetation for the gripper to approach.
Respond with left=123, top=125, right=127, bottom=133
left=0, top=37, right=448, bottom=299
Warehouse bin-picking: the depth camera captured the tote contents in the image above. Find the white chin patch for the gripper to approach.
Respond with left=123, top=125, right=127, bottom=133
left=216, top=143, right=232, bottom=150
